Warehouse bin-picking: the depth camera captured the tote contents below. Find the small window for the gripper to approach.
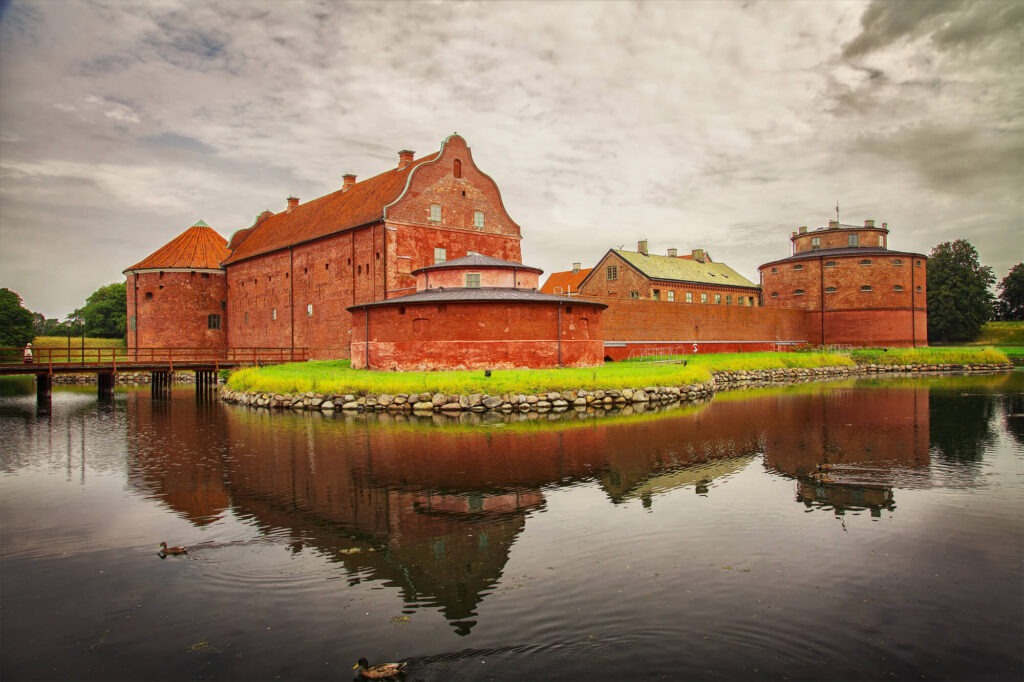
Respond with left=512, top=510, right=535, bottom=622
left=145, top=292, right=153, bottom=300
left=158, top=285, right=163, bottom=290
left=700, top=293, right=708, bottom=304
left=429, top=204, right=441, bottom=222
left=811, top=237, right=821, bottom=250
left=207, top=314, right=221, bottom=330
left=771, top=267, right=778, bottom=274
left=893, top=259, right=903, bottom=266
left=749, top=297, right=755, bottom=306
left=629, top=290, right=639, bottom=299
left=825, top=287, right=837, bottom=294
left=860, top=259, right=871, bottom=266
left=272, top=309, right=277, bottom=320
left=454, top=159, right=462, bottom=178
left=325, top=263, right=329, bottom=270
left=159, top=271, right=164, bottom=279
left=437, top=304, right=447, bottom=312
left=474, top=211, right=484, bottom=229
left=221, top=300, right=226, bottom=309
left=726, top=295, right=732, bottom=304
left=894, top=285, right=903, bottom=292
left=307, top=303, right=313, bottom=316
left=878, top=236, right=885, bottom=246
left=685, top=292, right=692, bottom=303
left=771, top=292, right=779, bottom=298
left=434, top=247, right=447, bottom=264
left=825, top=261, right=837, bottom=268
left=565, top=306, right=573, bottom=314
left=129, top=315, right=136, bottom=330
left=916, top=285, right=922, bottom=292
left=715, top=294, right=721, bottom=304
left=244, top=312, right=249, bottom=324
left=465, top=273, right=481, bottom=288
left=916, top=260, right=922, bottom=267
left=849, top=234, right=859, bottom=247
left=793, top=264, right=803, bottom=271
left=607, top=265, right=618, bottom=281
left=794, top=289, right=805, bottom=296
left=652, top=289, right=660, bottom=301
left=201, top=272, right=210, bottom=279
left=667, top=291, right=674, bottom=302
left=358, top=265, right=362, bottom=274
left=399, top=306, right=406, bottom=315
left=861, top=285, right=872, bottom=292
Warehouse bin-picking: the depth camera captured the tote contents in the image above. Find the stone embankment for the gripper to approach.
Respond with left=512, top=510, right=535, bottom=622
left=53, top=371, right=198, bottom=385
left=218, top=362, right=1014, bottom=414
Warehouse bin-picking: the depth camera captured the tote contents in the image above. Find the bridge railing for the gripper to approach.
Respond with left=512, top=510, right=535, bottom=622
left=0, top=347, right=308, bottom=371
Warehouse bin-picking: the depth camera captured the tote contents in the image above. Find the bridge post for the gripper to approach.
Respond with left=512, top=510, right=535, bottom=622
left=35, top=373, right=51, bottom=409
left=97, top=372, right=115, bottom=399
left=151, top=371, right=171, bottom=399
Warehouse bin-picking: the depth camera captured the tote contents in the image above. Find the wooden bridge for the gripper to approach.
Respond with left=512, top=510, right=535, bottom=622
left=0, top=347, right=308, bottom=405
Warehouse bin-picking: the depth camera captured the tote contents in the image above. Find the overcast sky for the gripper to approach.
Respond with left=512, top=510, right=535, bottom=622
left=1, top=0, right=1021, bottom=318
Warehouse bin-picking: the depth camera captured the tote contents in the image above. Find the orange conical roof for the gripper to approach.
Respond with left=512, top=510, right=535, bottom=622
left=125, top=220, right=229, bottom=271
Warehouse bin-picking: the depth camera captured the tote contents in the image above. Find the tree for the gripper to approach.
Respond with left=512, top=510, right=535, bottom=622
left=926, top=240, right=994, bottom=342
left=0, top=288, right=36, bottom=347
left=994, top=262, right=1024, bottom=321
left=79, top=282, right=127, bottom=339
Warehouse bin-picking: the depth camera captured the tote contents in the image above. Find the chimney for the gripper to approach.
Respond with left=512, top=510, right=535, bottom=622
left=398, top=150, right=414, bottom=170
left=799, top=226, right=807, bottom=234
left=286, top=196, right=299, bottom=212
left=864, top=219, right=875, bottom=227
left=638, top=239, right=648, bottom=255
left=572, top=262, right=581, bottom=273
left=882, top=222, right=888, bottom=229
left=692, top=248, right=705, bottom=263
left=342, top=174, right=356, bottom=191
left=828, top=220, right=840, bottom=229
left=667, top=248, right=677, bottom=257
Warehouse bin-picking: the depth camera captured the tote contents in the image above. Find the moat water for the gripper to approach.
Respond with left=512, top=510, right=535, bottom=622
left=1, top=373, right=1022, bottom=681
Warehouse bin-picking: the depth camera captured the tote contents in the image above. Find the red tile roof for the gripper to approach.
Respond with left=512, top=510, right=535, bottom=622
left=221, top=153, right=438, bottom=265
left=539, top=268, right=593, bottom=295
left=125, top=221, right=229, bottom=271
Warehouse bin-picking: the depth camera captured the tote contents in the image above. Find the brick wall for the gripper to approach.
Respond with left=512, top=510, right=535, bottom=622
left=793, top=225, right=888, bottom=252
left=127, top=270, right=227, bottom=349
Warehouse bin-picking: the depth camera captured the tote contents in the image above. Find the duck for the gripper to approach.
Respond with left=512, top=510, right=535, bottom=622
left=158, top=542, right=188, bottom=555
left=353, top=658, right=406, bottom=679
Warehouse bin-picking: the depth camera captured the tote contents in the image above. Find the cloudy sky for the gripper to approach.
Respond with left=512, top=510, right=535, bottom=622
left=1, top=0, right=1021, bottom=318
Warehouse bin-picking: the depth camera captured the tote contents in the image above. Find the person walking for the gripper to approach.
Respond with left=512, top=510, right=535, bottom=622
left=23, top=342, right=33, bottom=364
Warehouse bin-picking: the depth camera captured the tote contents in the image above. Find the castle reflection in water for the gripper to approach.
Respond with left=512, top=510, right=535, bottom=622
left=123, top=378, right=965, bottom=635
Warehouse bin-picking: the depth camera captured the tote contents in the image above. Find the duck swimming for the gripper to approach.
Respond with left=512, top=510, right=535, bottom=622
left=353, top=658, right=406, bottom=679
left=158, top=542, right=188, bottom=555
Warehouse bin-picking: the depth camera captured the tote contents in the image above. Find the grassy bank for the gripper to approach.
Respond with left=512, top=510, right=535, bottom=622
left=30, top=336, right=125, bottom=361
left=227, top=351, right=854, bottom=396
left=849, top=346, right=1009, bottom=365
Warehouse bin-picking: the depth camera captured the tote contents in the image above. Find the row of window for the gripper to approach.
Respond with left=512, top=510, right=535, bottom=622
left=772, top=284, right=922, bottom=297
left=808, top=234, right=885, bottom=249
left=429, top=204, right=485, bottom=229
left=628, top=289, right=756, bottom=305
left=770, top=258, right=921, bottom=274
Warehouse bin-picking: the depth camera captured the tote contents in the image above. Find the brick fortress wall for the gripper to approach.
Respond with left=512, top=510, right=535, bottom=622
left=127, top=270, right=226, bottom=349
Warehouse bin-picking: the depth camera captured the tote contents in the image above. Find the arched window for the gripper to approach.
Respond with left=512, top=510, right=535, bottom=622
left=454, top=159, right=462, bottom=178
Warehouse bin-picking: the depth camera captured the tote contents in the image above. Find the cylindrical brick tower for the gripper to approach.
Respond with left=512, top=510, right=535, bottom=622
left=759, top=219, right=928, bottom=347
left=124, top=220, right=230, bottom=351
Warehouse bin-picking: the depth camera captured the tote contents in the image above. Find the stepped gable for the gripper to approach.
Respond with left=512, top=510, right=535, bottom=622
left=125, top=220, right=229, bottom=271
left=221, top=152, right=439, bottom=266
left=609, top=249, right=757, bottom=288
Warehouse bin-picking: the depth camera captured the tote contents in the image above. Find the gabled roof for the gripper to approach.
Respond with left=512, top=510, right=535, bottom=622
left=540, top=268, right=593, bottom=295
left=412, top=253, right=542, bottom=275
left=221, top=152, right=438, bottom=265
left=600, top=249, right=759, bottom=288
left=124, top=221, right=229, bottom=272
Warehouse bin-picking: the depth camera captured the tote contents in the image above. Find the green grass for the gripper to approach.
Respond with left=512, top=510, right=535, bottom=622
left=226, top=351, right=855, bottom=396
left=1, top=336, right=126, bottom=364
left=969, top=321, right=1024, bottom=346
left=849, top=346, right=1009, bottom=365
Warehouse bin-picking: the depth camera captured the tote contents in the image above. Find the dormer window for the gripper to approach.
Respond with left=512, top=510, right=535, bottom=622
left=429, top=204, right=441, bottom=223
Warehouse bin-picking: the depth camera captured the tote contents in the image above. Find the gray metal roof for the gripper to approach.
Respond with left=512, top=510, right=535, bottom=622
left=411, top=253, right=543, bottom=275
left=348, top=287, right=607, bottom=311
left=761, top=247, right=927, bottom=267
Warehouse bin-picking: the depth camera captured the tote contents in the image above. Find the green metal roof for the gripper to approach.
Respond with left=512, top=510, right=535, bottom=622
left=612, top=249, right=759, bottom=288
left=192, top=219, right=210, bottom=228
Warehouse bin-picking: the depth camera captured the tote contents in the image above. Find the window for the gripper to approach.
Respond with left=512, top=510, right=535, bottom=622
left=244, top=312, right=249, bottom=324
left=685, top=292, right=692, bottom=303
left=607, top=265, right=618, bottom=280
left=398, top=307, right=406, bottom=315
left=878, top=236, right=885, bottom=247
left=794, top=289, right=805, bottom=296
left=825, top=287, right=837, bottom=294
left=793, top=264, right=803, bottom=271
left=474, top=211, right=484, bottom=229
left=893, top=259, right=903, bottom=266
left=437, top=304, right=447, bottom=312
left=202, top=272, right=210, bottom=279
left=434, top=247, right=447, bottom=264
left=771, top=267, right=778, bottom=274
left=825, top=261, right=837, bottom=268
left=129, top=315, right=136, bottom=330
left=771, top=292, right=779, bottom=298
left=307, top=303, right=313, bottom=316
left=860, top=259, right=872, bottom=266
left=272, top=309, right=277, bottom=320
left=811, top=237, right=821, bottom=250
left=726, top=295, right=732, bottom=304
left=715, top=294, right=722, bottom=304
left=667, top=291, right=674, bottom=302
left=848, top=234, right=859, bottom=247
left=916, top=260, right=922, bottom=267
left=917, top=285, right=922, bottom=292
left=465, top=273, right=481, bottom=288
left=628, top=290, right=639, bottom=299
left=748, top=297, right=755, bottom=306
left=454, top=159, right=462, bottom=178
left=207, top=314, right=221, bottom=330
left=429, top=204, right=442, bottom=223
left=145, top=292, right=153, bottom=300
left=565, top=306, right=573, bottom=314
left=861, top=285, right=872, bottom=292
left=894, top=285, right=903, bottom=292
left=700, top=293, right=708, bottom=303
left=652, top=289, right=660, bottom=301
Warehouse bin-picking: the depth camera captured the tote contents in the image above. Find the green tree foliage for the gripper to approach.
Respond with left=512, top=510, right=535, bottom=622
left=0, top=288, right=36, bottom=347
left=926, top=240, right=994, bottom=342
left=994, top=262, right=1024, bottom=321
left=79, top=282, right=127, bottom=339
